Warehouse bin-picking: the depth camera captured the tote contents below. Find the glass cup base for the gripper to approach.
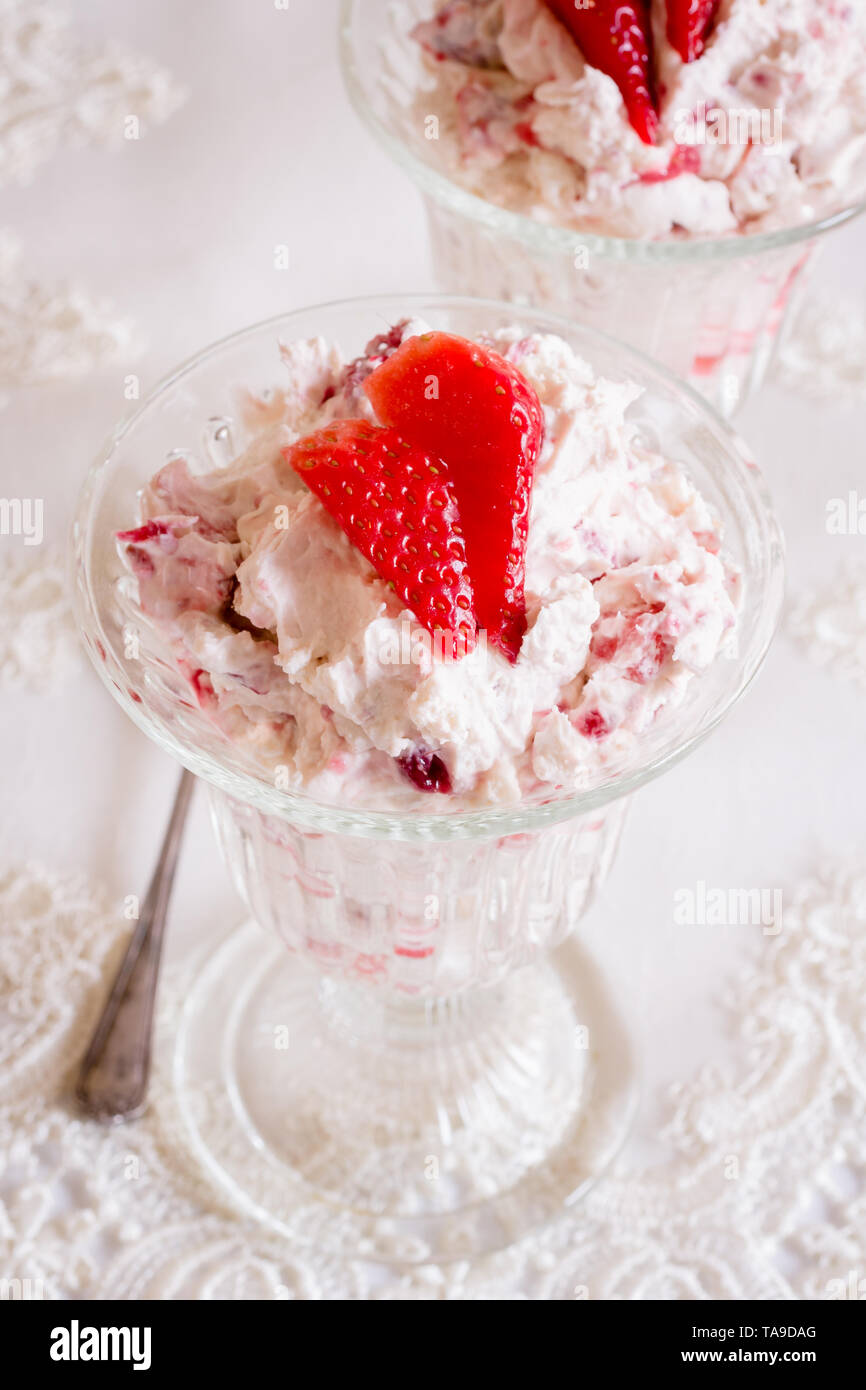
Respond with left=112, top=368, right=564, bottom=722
left=173, top=920, right=638, bottom=1265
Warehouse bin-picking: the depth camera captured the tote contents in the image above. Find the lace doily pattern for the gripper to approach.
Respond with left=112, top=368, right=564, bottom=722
left=0, top=232, right=138, bottom=400
left=0, top=0, right=186, bottom=188
left=0, top=864, right=357, bottom=1301
left=0, top=546, right=81, bottom=691
left=0, top=859, right=863, bottom=1300
left=788, top=564, right=866, bottom=693
left=376, top=865, right=866, bottom=1300
left=0, top=862, right=123, bottom=1109
left=774, top=291, right=866, bottom=405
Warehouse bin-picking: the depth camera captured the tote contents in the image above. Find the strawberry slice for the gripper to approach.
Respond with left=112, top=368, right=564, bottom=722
left=364, top=332, right=543, bottom=663
left=542, top=0, right=658, bottom=145
left=666, top=0, right=720, bottom=63
left=283, top=419, right=476, bottom=657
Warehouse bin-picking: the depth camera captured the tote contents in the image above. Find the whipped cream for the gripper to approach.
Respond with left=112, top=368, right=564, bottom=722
left=120, top=323, right=740, bottom=809
left=410, top=0, right=866, bottom=238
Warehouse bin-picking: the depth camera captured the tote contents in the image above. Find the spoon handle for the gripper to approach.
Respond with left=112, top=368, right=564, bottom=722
left=76, top=769, right=195, bottom=1122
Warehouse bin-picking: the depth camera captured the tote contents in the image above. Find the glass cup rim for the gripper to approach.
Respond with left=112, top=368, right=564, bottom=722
left=337, top=0, right=866, bottom=265
left=73, top=291, right=785, bottom=841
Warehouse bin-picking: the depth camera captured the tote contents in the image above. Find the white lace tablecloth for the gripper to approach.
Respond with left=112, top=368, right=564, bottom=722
left=1, top=0, right=865, bottom=1301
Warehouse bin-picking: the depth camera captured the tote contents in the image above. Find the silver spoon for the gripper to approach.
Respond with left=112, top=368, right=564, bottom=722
left=76, top=769, right=195, bottom=1123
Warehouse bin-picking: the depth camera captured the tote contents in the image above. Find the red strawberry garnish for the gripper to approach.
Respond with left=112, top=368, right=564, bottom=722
left=542, top=1, right=658, bottom=145
left=364, top=332, right=543, bottom=663
left=666, top=0, right=721, bottom=63
left=283, top=419, right=476, bottom=657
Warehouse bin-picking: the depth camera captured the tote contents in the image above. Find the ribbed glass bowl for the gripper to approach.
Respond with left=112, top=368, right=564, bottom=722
left=72, top=294, right=784, bottom=1264
left=339, top=0, right=866, bottom=415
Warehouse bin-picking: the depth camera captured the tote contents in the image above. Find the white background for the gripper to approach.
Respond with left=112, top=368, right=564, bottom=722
left=3, top=0, right=865, bottom=1152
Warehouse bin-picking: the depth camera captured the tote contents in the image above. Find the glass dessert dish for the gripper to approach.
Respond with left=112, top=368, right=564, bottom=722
left=339, top=0, right=866, bottom=418
left=72, top=294, right=784, bottom=1265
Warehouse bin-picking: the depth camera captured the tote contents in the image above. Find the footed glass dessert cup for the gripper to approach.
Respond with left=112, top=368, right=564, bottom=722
left=72, top=294, right=784, bottom=1264
left=339, top=0, right=866, bottom=418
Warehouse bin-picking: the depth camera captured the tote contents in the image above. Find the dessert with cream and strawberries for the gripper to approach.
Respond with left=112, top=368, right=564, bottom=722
left=118, top=322, right=740, bottom=809
left=409, top=0, right=866, bottom=238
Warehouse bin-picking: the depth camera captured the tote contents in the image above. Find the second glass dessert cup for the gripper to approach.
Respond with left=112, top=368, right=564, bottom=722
left=340, top=0, right=866, bottom=418
left=72, top=294, right=784, bottom=1264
